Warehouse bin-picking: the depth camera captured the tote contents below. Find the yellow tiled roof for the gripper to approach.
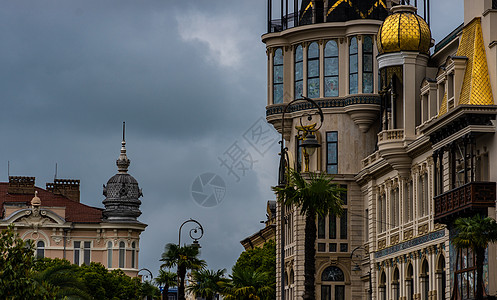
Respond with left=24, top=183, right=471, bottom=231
left=438, top=92, right=447, bottom=117
left=456, top=18, right=493, bottom=106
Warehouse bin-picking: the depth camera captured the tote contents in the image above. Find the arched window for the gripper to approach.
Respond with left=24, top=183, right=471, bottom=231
left=421, top=259, right=430, bottom=300
left=379, top=271, right=387, bottom=300
left=406, top=263, right=414, bottom=300
left=321, top=266, right=345, bottom=300
left=349, top=37, right=358, bottom=94
left=307, top=42, right=320, bottom=98
left=107, top=241, right=113, bottom=268
left=131, top=242, right=136, bottom=269
left=324, top=40, right=338, bottom=97
left=295, top=45, right=303, bottom=97
left=392, top=267, right=400, bottom=300
left=36, top=240, right=45, bottom=258
left=119, top=241, right=125, bottom=268
left=362, top=35, right=374, bottom=93
left=273, top=48, right=284, bottom=104
left=437, top=255, right=447, bottom=300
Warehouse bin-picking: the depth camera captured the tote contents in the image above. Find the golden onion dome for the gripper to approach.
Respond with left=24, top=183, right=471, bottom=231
left=377, top=5, right=431, bottom=55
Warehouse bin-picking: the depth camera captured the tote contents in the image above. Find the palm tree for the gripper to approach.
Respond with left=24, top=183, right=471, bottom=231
left=221, top=266, right=275, bottom=300
left=452, top=214, right=497, bottom=300
left=34, top=263, right=91, bottom=299
left=160, top=243, right=206, bottom=300
left=155, top=269, right=177, bottom=300
left=187, top=268, right=228, bottom=300
left=273, top=169, right=344, bottom=300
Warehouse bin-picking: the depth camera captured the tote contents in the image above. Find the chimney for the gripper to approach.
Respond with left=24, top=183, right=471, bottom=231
left=46, top=179, right=80, bottom=202
left=8, top=176, right=35, bottom=195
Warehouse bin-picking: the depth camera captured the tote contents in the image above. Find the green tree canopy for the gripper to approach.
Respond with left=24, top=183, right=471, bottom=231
left=187, top=268, right=228, bottom=300
left=233, top=240, right=276, bottom=283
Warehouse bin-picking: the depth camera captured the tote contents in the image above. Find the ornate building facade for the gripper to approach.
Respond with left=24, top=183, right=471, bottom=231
left=263, top=0, right=497, bottom=299
left=0, top=135, right=147, bottom=277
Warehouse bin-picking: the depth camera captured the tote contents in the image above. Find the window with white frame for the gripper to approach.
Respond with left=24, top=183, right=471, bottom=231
left=37, top=240, right=45, bottom=258
left=107, top=241, right=113, bottom=268
left=273, top=48, right=284, bottom=104
left=295, top=45, right=304, bottom=97
left=362, top=35, right=374, bottom=93
left=324, top=40, right=339, bottom=97
left=119, top=241, right=125, bottom=268
left=349, top=37, right=358, bottom=94
left=307, top=42, right=320, bottom=98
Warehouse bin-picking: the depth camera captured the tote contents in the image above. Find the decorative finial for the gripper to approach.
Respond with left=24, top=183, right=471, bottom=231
left=116, top=122, right=130, bottom=173
left=31, top=191, right=41, bottom=206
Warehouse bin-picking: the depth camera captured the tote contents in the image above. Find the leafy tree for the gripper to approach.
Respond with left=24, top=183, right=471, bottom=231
left=233, top=240, right=276, bottom=299
left=34, top=260, right=91, bottom=299
left=0, top=225, right=57, bottom=299
left=452, top=214, right=497, bottom=300
left=272, top=169, right=344, bottom=300
left=160, top=243, right=206, bottom=300
left=187, top=269, right=228, bottom=300
left=155, top=269, right=177, bottom=300
left=221, top=266, right=275, bottom=300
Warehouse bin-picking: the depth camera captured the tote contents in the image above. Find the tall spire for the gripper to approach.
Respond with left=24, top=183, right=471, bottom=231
left=116, top=121, right=130, bottom=173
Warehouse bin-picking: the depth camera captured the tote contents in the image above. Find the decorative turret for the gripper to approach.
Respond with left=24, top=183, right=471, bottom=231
left=102, top=123, right=143, bottom=223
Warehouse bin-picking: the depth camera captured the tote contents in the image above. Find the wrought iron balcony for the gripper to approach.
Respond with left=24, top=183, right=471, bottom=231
left=434, top=182, right=496, bottom=225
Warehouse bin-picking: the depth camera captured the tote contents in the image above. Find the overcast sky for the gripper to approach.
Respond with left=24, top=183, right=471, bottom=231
left=1, top=0, right=463, bottom=278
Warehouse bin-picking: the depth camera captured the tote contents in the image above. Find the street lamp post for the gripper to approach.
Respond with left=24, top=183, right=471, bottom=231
left=351, top=245, right=373, bottom=300
left=277, top=96, right=324, bottom=300
left=177, top=219, right=204, bottom=300
left=138, top=268, right=154, bottom=300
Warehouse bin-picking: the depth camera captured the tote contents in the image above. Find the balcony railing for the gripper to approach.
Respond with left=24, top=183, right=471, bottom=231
left=377, top=129, right=404, bottom=142
left=434, top=182, right=496, bottom=224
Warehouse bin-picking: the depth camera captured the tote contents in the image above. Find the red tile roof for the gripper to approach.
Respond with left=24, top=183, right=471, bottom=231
left=0, top=183, right=103, bottom=223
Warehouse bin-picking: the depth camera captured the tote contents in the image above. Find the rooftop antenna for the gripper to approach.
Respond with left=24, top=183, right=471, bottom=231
left=7, top=161, right=9, bottom=178
left=54, top=163, right=58, bottom=181
left=122, top=121, right=126, bottom=142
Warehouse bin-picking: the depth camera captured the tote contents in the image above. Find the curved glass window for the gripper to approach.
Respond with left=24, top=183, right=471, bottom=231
left=36, top=240, right=45, bottom=258
left=294, top=45, right=303, bottom=97
left=324, top=40, right=339, bottom=97
left=107, top=241, right=113, bottom=268
left=119, top=241, right=125, bottom=268
left=273, top=48, right=283, bottom=104
left=321, top=266, right=345, bottom=281
left=349, top=37, right=358, bottom=94
left=363, top=35, right=374, bottom=93
left=131, top=242, right=136, bottom=269
left=307, top=42, right=320, bottom=98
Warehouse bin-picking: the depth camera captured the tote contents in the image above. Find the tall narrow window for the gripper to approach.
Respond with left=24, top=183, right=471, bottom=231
left=423, top=174, right=429, bottom=216
left=349, top=37, right=358, bottom=94
left=324, top=40, right=339, bottom=97
left=362, top=35, right=374, bottom=93
left=326, top=131, right=338, bottom=174
left=296, top=137, right=302, bottom=173
left=318, top=216, right=326, bottom=239
left=119, top=241, right=125, bottom=268
left=36, top=241, right=45, bottom=258
left=340, top=184, right=347, bottom=205
left=329, top=214, right=337, bottom=239
left=295, top=45, right=303, bottom=97
left=273, top=48, right=284, bottom=104
left=74, top=241, right=81, bottom=265
left=307, top=42, right=320, bottom=98
left=107, top=241, right=113, bottom=268
left=340, top=209, right=347, bottom=239
left=409, top=180, right=414, bottom=221
left=131, top=242, right=136, bottom=269
left=83, top=241, right=91, bottom=265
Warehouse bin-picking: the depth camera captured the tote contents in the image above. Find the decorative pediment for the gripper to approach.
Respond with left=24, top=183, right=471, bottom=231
left=5, top=207, right=66, bottom=226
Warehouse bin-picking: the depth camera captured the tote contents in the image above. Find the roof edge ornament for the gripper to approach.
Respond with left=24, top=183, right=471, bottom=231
left=116, top=121, right=130, bottom=173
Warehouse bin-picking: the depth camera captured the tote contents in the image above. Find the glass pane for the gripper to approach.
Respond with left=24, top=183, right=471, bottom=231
left=307, top=78, right=320, bottom=98
left=318, top=216, right=325, bottom=238
left=327, top=165, right=338, bottom=174
left=349, top=54, right=358, bottom=73
left=74, top=250, right=80, bottom=265
left=37, top=241, right=44, bottom=248
left=329, top=243, right=337, bottom=252
left=340, top=209, right=347, bottom=239
left=329, top=215, right=337, bottom=239
left=308, top=42, right=319, bottom=58
left=274, top=65, right=283, bottom=83
left=37, top=248, right=44, bottom=258
left=363, top=73, right=373, bottom=93
left=363, top=54, right=373, bottom=72
left=328, top=143, right=337, bottom=164
left=325, top=40, right=338, bottom=57
left=363, top=35, right=373, bottom=52
left=84, top=249, right=91, bottom=265
left=295, top=61, right=303, bottom=80
left=84, top=241, right=91, bottom=248
left=119, top=249, right=125, bottom=268
left=322, top=285, right=331, bottom=300
left=327, top=132, right=338, bottom=141
left=108, top=249, right=112, bottom=268
left=295, top=80, right=303, bottom=98
left=295, top=45, right=303, bottom=62
left=325, top=77, right=339, bottom=97
left=341, top=185, right=347, bottom=205
left=274, top=84, right=283, bottom=104
left=325, top=57, right=338, bottom=76
left=321, top=266, right=345, bottom=281
left=318, top=243, right=326, bottom=252
left=274, top=48, right=283, bottom=65
left=335, top=285, right=345, bottom=300
left=340, top=243, right=348, bottom=252
left=349, top=73, right=358, bottom=94
left=349, top=37, right=358, bottom=54
left=308, top=60, right=319, bottom=78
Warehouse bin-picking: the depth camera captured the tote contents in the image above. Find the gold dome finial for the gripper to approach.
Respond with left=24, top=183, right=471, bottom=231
left=377, top=5, right=431, bottom=55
